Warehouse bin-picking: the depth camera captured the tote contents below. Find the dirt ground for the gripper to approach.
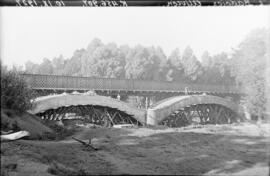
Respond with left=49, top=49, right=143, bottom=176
left=1, top=123, right=270, bottom=175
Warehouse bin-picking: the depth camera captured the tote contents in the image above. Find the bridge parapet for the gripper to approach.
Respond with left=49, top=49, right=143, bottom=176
left=20, top=74, right=243, bottom=95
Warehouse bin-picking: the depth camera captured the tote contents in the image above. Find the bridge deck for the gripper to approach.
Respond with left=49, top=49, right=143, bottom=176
left=20, top=74, right=242, bottom=94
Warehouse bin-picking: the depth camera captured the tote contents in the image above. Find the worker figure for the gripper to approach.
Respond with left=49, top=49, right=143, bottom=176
left=185, top=87, right=189, bottom=95
left=117, top=94, right=121, bottom=100
left=138, top=102, right=142, bottom=109
left=149, top=98, right=154, bottom=108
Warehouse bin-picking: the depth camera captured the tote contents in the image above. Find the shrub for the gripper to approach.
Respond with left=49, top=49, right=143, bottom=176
left=43, top=120, right=78, bottom=140
left=1, top=64, right=34, bottom=112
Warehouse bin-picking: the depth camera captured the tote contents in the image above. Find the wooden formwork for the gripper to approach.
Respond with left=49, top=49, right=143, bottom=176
left=37, top=105, right=142, bottom=127
left=159, top=104, right=239, bottom=127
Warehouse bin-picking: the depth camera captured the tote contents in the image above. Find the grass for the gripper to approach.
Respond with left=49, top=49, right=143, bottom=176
left=47, top=161, right=87, bottom=176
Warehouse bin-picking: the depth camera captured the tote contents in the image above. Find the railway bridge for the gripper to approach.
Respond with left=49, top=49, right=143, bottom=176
left=22, top=74, right=245, bottom=127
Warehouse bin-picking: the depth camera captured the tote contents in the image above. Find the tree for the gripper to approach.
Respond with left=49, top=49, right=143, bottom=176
left=81, top=41, right=125, bottom=78
left=181, top=46, right=203, bottom=82
left=125, top=45, right=150, bottom=79
left=63, top=49, right=85, bottom=76
left=25, top=61, right=40, bottom=74
left=52, top=55, right=66, bottom=75
left=80, top=38, right=105, bottom=77
left=231, top=28, right=268, bottom=119
left=125, top=45, right=164, bottom=80
left=103, top=43, right=126, bottom=78
left=1, top=63, right=34, bottom=112
left=148, top=46, right=167, bottom=81
left=166, top=48, right=185, bottom=82
left=119, top=44, right=131, bottom=58
left=201, top=51, right=212, bottom=68
left=212, top=52, right=235, bottom=85
left=201, top=52, right=234, bottom=85
left=157, top=48, right=169, bottom=81
left=38, top=58, right=54, bottom=75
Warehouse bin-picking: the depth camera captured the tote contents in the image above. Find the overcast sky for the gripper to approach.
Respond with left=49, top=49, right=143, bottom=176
left=0, top=6, right=269, bottom=67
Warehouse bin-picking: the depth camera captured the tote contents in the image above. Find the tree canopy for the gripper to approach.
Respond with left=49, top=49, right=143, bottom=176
left=1, top=62, right=34, bottom=112
left=230, top=28, right=269, bottom=119
left=23, top=38, right=236, bottom=85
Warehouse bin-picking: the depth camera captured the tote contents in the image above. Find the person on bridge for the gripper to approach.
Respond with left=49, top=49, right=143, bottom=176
left=185, top=87, right=189, bottom=95
left=117, top=94, right=121, bottom=100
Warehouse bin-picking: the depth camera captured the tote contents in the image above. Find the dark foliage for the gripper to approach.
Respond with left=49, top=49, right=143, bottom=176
left=1, top=64, right=34, bottom=112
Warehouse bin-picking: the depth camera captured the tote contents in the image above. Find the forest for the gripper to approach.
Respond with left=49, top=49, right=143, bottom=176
left=23, top=28, right=268, bottom=118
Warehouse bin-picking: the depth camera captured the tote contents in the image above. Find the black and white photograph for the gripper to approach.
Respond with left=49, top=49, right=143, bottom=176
left=0, top=4, right=269, bottom=176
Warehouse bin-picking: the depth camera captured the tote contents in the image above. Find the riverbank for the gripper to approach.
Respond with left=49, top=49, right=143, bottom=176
left=1, top=123, right=269, bottom=175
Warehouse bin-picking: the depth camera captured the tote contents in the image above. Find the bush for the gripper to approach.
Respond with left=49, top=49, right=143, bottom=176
left=1, top=64, right=34, bottom=112
left=43, top=120, right=78, bottom=140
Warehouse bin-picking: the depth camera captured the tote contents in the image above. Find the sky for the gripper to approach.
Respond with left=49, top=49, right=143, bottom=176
left=0, top=6, right=269, bottom=67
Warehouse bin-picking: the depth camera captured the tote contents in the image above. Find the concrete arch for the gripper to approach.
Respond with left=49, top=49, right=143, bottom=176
left=147, top=95, right=241, bottom=125
left=29, top=94, right=146, bottom=123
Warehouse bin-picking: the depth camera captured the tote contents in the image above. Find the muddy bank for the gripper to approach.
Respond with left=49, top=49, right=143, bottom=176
left=1, top=109, right=53, bottom=139
left=1, top=123, right=270, bottom=175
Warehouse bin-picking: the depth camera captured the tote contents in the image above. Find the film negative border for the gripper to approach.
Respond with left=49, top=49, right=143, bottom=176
left=0, top=0, right=269, bottom=6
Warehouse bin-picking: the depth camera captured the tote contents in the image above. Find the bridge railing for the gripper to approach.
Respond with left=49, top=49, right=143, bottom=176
left=20, top=74, right=242, bottom=94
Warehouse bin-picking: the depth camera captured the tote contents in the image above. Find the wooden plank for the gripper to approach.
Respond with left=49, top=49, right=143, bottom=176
left=72, top=137, right=98, bottom=150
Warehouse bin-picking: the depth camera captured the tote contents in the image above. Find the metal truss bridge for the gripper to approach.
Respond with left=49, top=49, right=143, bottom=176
left=22, top=74, right=245, bottom=127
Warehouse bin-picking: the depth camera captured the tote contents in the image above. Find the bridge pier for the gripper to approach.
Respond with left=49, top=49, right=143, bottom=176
left=146, top=108, right=161, bottom=125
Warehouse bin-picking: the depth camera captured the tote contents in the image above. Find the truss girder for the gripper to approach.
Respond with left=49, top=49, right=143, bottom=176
left=159, top=104, right=239, bottom=127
